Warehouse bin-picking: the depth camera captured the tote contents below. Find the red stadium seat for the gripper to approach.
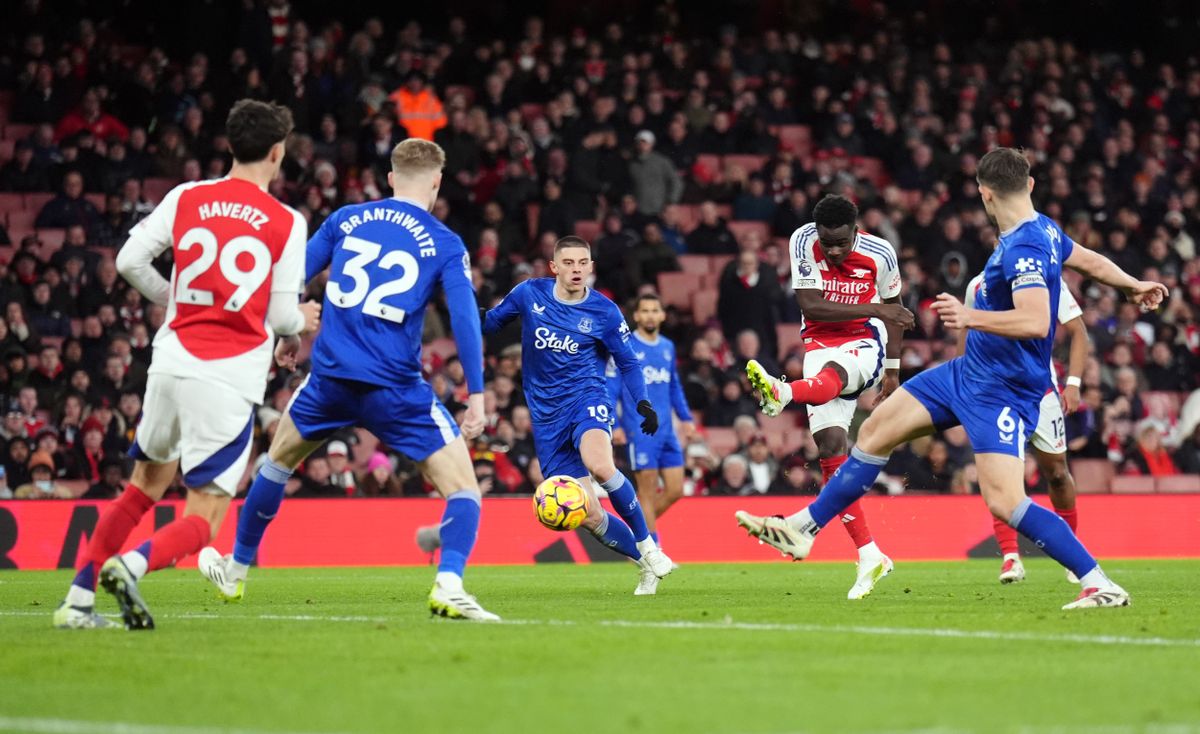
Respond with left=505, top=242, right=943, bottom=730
left=0, top=193, right=23, bottom=213
left=774, top=125, right=811, bottom=152
left=728, top=220, right=770, bottom=246
left=850, top=157, right=888, bottom=186
left=85, top=193, right=105, bottom=211
left=704, top=427, right=738, bottom=457
left=710, top=254, right=734, bottom=275
left=2, top=123, right=35, bottom=141
left=663, top=204, right=698, bottom=233
left=695, top=154, right=721, bottom=177
left=677, top=254, right=710, bottom=275
left=1068, top=459, right=1114, bottom=494
left=0, top=139, right=13, bottom=164
left=24, top=192, right=53, bottom=213
left=6, top=209, right=35, bottom=233
left=573, top=219, right=600, bottom=242
left=1110, top=476, right=1156, bottom=494
left=1155, top=475, right=1200, bottom=493
left=723, top=154, right=768, bottom=175
left=36, top=228, right=66, bottom=257
left=658, top=272, right=701, bottom=309
left=776, top=324, right=804, bottom=361
left=692, top=290, right=718, bottom=325
left=142, top=177, right=176, bottom=203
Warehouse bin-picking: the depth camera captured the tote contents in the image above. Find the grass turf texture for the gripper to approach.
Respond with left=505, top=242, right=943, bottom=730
left=2, top=560, right=1199, bottom=734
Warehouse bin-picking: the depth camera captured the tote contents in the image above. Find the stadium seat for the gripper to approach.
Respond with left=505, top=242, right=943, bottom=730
left=24, top=192, right=53, bottom=212
left=0, top=139, right=13, bottom=163
left=36, top=228, right=65, bottom=256
left=2, top=123, right=34, bottom=141
left=728, top=220, right=770, bottom=245
left=850, top=157, right=887, bottom=186
left=704, top=427, right=739, bottom=457
left=142, top=177, right=176, bottom=203
left=677, top=254, right=710, bottom=275
left=6, top=209, right=36, bottom=233
left=85, top=193, right=105, bottom=211
left=695, top=154, right=721, bottom=177
left=1068, top=459, right=1113, bottom=493
left=663, top=204, right=698, bottom=233
left=698, top=272, right=721, bottom=291
left=776, top=324, right=804, bottom=360
left=1155, top=475, right=1200, bottom=493
left=710, top=254, right=734, bottom=275
left=0, top=193, right=23, bottom=213
left=657, top=272, right=701, bottom=309
left=692, top=290, right=718, bottom=325
left=1110, top=475, right=1156, bottom=494
left=723, top=154, right=768, bottom=175
left=774, top=125, right=811, bottom=153
left=573, top=219, right=600, bottom=242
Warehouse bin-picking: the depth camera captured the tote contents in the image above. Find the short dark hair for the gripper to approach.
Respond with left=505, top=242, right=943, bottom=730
left=977, top=148, right=1030, bottom=195
left=812, top=194, right=858, bottom=230
left=635, top=293, right=662, bottom=309
left=554, top=236, right=591, bottom=254
left=226, top=99, right=294, bottom=164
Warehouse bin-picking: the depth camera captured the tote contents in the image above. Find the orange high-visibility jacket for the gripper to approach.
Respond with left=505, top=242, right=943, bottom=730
left=389, top=87, right=447, bottom=141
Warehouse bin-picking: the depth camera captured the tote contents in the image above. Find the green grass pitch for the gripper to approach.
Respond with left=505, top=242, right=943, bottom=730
left=2, top=559, right=1199, bottom=734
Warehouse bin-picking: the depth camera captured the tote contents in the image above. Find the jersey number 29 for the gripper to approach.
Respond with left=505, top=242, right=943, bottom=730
left=327, top=236, right=419, bottom=325
left=176, top=226, right=272, bottom=312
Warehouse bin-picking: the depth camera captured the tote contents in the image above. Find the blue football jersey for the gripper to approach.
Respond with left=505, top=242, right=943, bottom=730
left=483, top=278, right=647, bottom=425
left=963, top=212, right=1073, bottom=399
left=305, top=198, right=480, bottom=390
left=606, top=332, right=693, bottom=435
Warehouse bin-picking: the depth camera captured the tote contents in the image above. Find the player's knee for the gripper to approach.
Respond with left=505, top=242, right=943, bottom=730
left=815, top=434, right=846, bottom=459
left=855, top=415, right=884, bottom=452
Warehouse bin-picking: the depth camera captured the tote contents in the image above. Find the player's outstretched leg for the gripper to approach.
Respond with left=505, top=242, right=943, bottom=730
left=746, top=359, right=845, bottom=417
left=992, top=516, right=1025, bottom=583
left=815, top=446, right=893, bottom=599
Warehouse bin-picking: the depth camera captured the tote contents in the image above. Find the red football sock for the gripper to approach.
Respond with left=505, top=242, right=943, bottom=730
left=993, top=516, right=1020, bottom=556
left=73, top=485, right=155, bottom=590
left=789, top=366, right=845, bottom=406
left=821, top=455, right=874, bottom=548
left=138, top=515, right=212, bottom=572
left=1056, top=508, right=1078, bottom=533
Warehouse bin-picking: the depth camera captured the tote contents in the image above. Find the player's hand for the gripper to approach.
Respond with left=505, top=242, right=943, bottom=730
left=873, top=371, right=899, bottom=407
left=612, top=427, right=627, bottom=446
left=874, top=303, right=915, bottom=329
left=680, top=421, right=697, bottom=442
left=637, top=400, right=659, bottom=436
left=299, top=300, right=322, bottom=335
left=274, top=335, right=302, bottom=370
left=932, top=293, right=970, bottom=330
left=460, top=393, right=486, bottom=440
left=1124, top=280, right=1168, bottom=312
left=1061, top=384, right=1081, bottom=415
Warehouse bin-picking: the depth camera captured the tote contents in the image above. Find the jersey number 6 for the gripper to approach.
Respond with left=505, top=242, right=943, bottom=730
left=327, top=236, right=420, bottom=325
left=176, top=226, right=272, bottom=312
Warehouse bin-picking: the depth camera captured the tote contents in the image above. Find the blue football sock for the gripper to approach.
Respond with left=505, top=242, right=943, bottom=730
left=233, top=459, right=293, bottom=566
left=1010, top=498, right=1097, bottom=579
left=599, top=472, right=650, bottom=542
left=807, top=446, right=889, bottom=527
left=437, top=492, right=481, bottom=578
left=651, top=531, right=660, bottom=545
left=71, top=563, right=96, bottom=592
left=590, top=511, right=641, bottom=560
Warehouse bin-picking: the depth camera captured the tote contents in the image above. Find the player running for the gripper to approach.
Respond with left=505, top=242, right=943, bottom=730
left=483, top=236, right=674, bottom=595
left=198, top=138, right=498, bottom=621
left=745, top=194, right=914, bottom=599
left=960, top=272, right=1089, bottom=585
left=606, top=294, right=695, bottom=553
left=736, top=148, right=1166, bottom=609
left=53, top=100, right=320, bottom=629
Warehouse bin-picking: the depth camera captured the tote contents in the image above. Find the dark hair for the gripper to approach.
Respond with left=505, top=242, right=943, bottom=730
left=226, top=99, right=294, bottom=164
left=635, top=293, right=663, bottom=308
left=977, top=147, right=1030, bottom=195
left=554, top=235, right=591, bottom=254
left=812, top=194, right=858, bottom=230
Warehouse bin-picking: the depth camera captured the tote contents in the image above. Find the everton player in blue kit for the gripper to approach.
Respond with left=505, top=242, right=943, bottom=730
left=198, top=139, right=500, bottom=620
left=484, top=236, right=675, bottom=595
left=738, top=148, right=1167, bottom=609
left=606, top=294, right=694, bottom=552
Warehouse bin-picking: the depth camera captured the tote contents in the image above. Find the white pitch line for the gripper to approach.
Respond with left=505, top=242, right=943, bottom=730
left=0, top=716, right=347, bottom=734
left=4, top=609, right=1199, bottom=649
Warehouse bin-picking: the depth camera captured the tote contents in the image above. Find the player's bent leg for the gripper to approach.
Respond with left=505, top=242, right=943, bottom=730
left=418, top=437, right=498, bottom=621
left=581, top=428, right=673, bottom=584
left=56, top=459, right=177, bottom=630
left=976, top=453, right=1127, bottom=609
left=633, top=469, right=660, bottom=534
left=1035, top=448, right=1080, bottom=582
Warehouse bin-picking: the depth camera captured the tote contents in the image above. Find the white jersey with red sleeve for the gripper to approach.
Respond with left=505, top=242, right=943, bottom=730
left=121, top=177, right=306, bottom=403
left=789, top=222, right=901, bottom=348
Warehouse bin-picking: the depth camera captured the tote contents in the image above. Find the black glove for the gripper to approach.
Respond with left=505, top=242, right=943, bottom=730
left=478, top=305, right=489, bottom=323
left=637, top=399, right=659, bottom=436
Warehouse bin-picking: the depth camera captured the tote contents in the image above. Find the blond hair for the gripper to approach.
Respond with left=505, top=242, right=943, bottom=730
left=390, top=138, right=446, bottom=177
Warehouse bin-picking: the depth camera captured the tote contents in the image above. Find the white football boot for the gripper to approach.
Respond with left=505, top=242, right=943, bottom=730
left=1066, top=568, right=1080, bottom=584
left=735, top=511, right=814, bottom=560
left=636, top=538, right=674, bottom=579
left=198, top=547, right=245, bottom=601
left=999, top=555, right=1026, bottom=584
left=847, top=554, right=894, bottom=600
left=52, top=602, right=117, bottom=629
left=429, top=582, right=500, bottom=621
left=1062, top=583, right=1131, bottom=610
left=745, top=359, right=791, bottom=417
left=98, top=556, right=154, bottom=630
left=634, top=562, right=660, bottom=596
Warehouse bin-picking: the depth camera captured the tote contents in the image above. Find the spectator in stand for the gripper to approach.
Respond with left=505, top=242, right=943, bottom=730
left=731, top=329, right=781, bottom=377
left=0, top=141, right=50, bottom=192
left=1143, top=341, right=1195, bottom=392
left=628, top=130, right=682, bottom=216
left=72, top=418, right=107, bottom=484
left=629, top=222, right=680, bottom=289
left=357, top=452, right=403, bottom=497
left=733, top=175, right=776, bottom=222
left=13, top=450, right=72, bottom=499
left=735, top=433, right=778, bottom=495
left=906, top=439, right=955, bottom=492
left=711, top=453, right=753, bottom=495
left=1175, top=424, right=1200, bottom=475
left=5, top=435, right=31, bottom=488
left=706, top=375, right=759, bottom=427
left=81, top=456, right=126, bottom=499
left=325, top=440, right=357, bottom=496
left=293, top=454, right=342, bottom=497
left=687, top=201, right=737, bottom=255
left=27, top=281, right=71, bottom=338
left=54, top=88, right=129, bottom=143
left=35, top=427, right=72, bottom=480
left=718, top=248, right=780, bottom=355
left=34, top=171, right=100, bottom=233
left=769, top=454, right=819, bottom=495
left=1124, top=420, right=1178, bottom=477
left=389, top=72, right=446, bottom=141
left=29, top=344, right=65, bottom=407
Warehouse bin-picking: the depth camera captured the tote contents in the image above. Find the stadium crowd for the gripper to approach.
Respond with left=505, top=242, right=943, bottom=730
left=0, top=0, right=1198, bottom=501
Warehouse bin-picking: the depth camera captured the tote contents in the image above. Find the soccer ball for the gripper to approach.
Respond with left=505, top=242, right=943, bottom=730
left=533, top=476, right=590, bottom=531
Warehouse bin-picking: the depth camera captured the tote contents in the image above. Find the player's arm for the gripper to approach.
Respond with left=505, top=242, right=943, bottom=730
left=605, top=358, right=628, bottom=445
left=935, top=287, right=1051, bottom=339
left=872, top=254, right=905, bottom=405
left=442, top=245, right=486, bottom=439
left=790, top=235, right=913, bottom=328
left=603, top=312, right=658, bottom=435
left=668, top=357, right=696, bottom=439
left=1060, top=315, right=1087, bottom=415
left=481, top=281, right=525, bottom=335
left=271, top=212, right=324, bottom=369
left=115, top=185, right=184, bottom=305
left=1064, top=244, right=1167, bottom=311
left=304, top=212, right=340, bottom=283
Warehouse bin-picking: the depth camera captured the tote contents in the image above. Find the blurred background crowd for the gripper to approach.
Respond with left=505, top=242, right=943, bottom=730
left=0, top=0, right=1197, bottom=501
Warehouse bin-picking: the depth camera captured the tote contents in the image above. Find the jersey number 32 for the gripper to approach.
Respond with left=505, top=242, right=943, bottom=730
left=326, top=236, right=419, bottom=325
